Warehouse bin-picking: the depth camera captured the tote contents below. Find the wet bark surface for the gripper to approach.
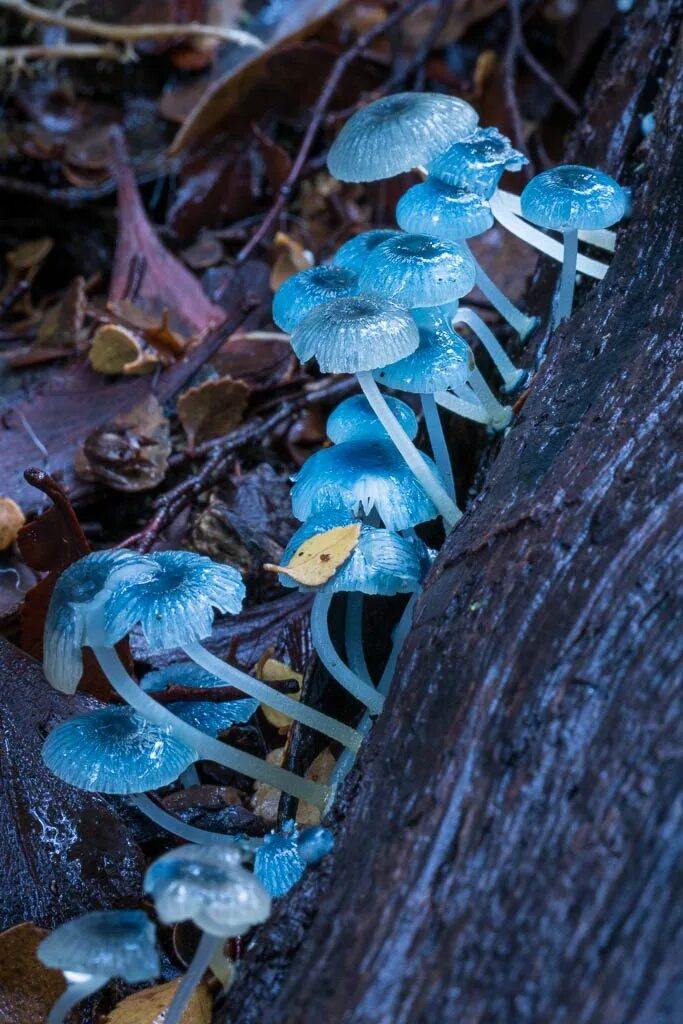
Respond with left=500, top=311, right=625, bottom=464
left=221, top=3, right=683, bottom=1022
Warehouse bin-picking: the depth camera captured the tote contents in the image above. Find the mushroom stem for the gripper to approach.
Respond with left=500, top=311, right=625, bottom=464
left=469, top=252, right=538, bottom=340
left=421, top=393, right=456, bottom=499
left=311, top=592, right=384, bottom=714
left=496, top=189, right=616, bottom=251
left=345, top=593, right=372, bottom=683
left=89, top=638, right=331, bottom=808
left=455, top=307, right=526, bottom=393
left=356, top=370, right=461, bottom=529
left=556, top=228, right=579, bottom=327
left=47, top=976, right=105, bottom=1024
left=130, top=794, right=263, bottom=850
left=164, top=931, right=222, bottom=1024
left=443, top=369, right=512, bottom=431
left=183, top=641, right=362, bottom=751
left=489, top=191, right=608, bottom=279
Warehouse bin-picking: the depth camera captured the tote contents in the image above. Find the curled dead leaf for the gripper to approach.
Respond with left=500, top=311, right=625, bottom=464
left=177, top=376, right=250, bottom=447
left=255, top=657, right=303, bottom=732
left=89, top=323, right=159, bottom=376
left=0, top=497, right=25, bottom=551
left=264, top=523, right=360, bottom=587
left=76, top=396, right=171, bottom=493
left=0, top=922, right=66, bottom=1024
left=269, top=231, right=314, bottom=293
left=104, top=978, right=212, bottom=1023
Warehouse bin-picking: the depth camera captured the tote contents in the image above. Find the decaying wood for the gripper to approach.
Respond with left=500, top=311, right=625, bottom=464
left=221, top=3, right=683, bottom=1022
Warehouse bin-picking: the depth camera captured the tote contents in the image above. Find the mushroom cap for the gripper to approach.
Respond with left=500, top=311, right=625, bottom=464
left=520, top=164, right=627, bottom=230
left=144, top=844, right=271, bottom=937
left=142, top=662, right=257, bottom=735
left=103, top=550, right=246, bottom=653
left=428, top=126, right=527, bottom=196
left=290, top=295, right=419, bottom=373
left=326, top=394, right=418, bottom=444
left=327, top=92, right=478, bottom=182
left=297, top=825, right=335, bottom=865
left=396, top=179, right=494, bottom=241
left=272, top=265, right=359, bottom=333
left=332, top=229, right=401, bottom=274
left=253, top=821, right=305, bottom=898
left=375, top=307, right=473, bottom=393
left=358, top=234, right=476, bottom=307
left=43, top=549, right=156, bottom=694
left=279, top=510, right=431, bottom=594
left=37, top=910, right=159, bottom=983
left=42, top=706, right=197, bottom=794
left=292, top=438, right=443, bottom=530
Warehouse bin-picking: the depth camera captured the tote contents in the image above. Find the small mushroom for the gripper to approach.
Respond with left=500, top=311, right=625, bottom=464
left=142, top=661, right=258, bottom=735
left=144, top=844, right=270, bottom=1024
left=427, top=126, right=528, bottom=198
left=326, top=394, right=418, bottom=445
left=297, top=825, right=335, bottom=865
left=37, top=910, right=159, bottom=1024
left=272, top=265, right=359, bottom=332
left=253, top=820, right=306, bottom=897
left=332, top=229, right=400, bottom=274
left=327, top=92, right=478, bottom=183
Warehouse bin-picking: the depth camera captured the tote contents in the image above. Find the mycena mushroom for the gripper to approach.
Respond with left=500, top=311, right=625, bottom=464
left=327, top=91, right=478, bottom=182
left=271, top=264, right=359, bottom=333
left=288, top=294, right=461, bottom=529
left=252, top=823, right=333, bottom=897
left=331, top=229, right=400, bottom=274
left=37, top=910, right=159, bottom=1024
left=144, top=844, right=270, bottom=1024
left=520, top=165, right=627, bottom=327
left=326, top=394, right=418, bottom=446
left=427, top=126, right=528, bottom=198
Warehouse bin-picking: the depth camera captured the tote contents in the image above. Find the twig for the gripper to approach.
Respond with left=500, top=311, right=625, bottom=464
left=0, top=42, right=124, bottom=66
left=111, top=678, right=299, bottom=705
left=503, top=0, right=530, bottom=165
left=0, top=0, right=263, bottom=49
left=235, top=0, right=431, bottom=264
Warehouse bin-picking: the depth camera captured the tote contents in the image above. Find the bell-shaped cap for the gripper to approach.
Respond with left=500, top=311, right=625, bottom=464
left=142, top=662, right=257, bottom=735
left=253, top=821, right=305, bottom=898
left=104, top=551, right=246, bottom=653
left=396, top=179, right=494, bottom=241
left=326, top=394, right=418, bottom=444
left=290, top=295, right=419, bottom=373
left=279, top=510, right=430, bottom=595
left=375, top=306, right=473, bottom=393
left=43, top=549, right=156, bottom=694
left=428, top=127, right=527, bottom=197
left=358, top=234, right=476, bottom=307
left=521, top=165, right=627, bottom=230
left=327, top=92, right=478, bottom=182
left=37, top=910, right=159, bottom=984
left=144, top=844, right=271, bottom=937
left=332, top=229, right=400, bottom=274
left=42, top=706, right=197, bottom=794
left=272, top=265, right=359, bottom=332
left=297, top=825, right=335, bottom=865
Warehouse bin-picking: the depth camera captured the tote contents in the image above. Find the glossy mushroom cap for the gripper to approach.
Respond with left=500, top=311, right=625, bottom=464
left=520, top=165, right=627, bottom=230
left=144, top=844, right=271, bottom=938
left=290, top=295, right=419, bottom=373
left=43, top=549, right=155, bottom=694
left=42, top=706, right=197, bottom=794
left=358, top=234, right=476, bottom=308
left=297, top=825, right=335, bottom=865
left=272, top=265, right=359, bottom=333
left=428, top=127, right=527, bottom=197
left=37, top=910, right=159, bottom=984
left=327, top=92, right=478, bottom=182
left=279, top=510, right=430, bottom=595
left=332, top=229, right=400, bottom=274
left=396, top=179, right=494, bottom=241
left=142, top=662, right=257, bottom=735
left=326, top=394, right=418, bottom=444
left=103, top=550, right=246, bottom=652
left=375, top=309, right=473, bottom=393
left=253, top=821, right=305, bottom=898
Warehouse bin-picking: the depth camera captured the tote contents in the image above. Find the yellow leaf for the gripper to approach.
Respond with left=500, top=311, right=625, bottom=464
left=264, top=523, right=360, bottom=587
left=104, top=978, right=212, bottom=1024
left=269, top=232, right=313, bottom=292
left=89, top=323, right=158, bottom=376
left=250, top=746, right=336, bottom=828
left=255, top=657, right=303, bottom=732
left=0, top=922, right=66, bottom=1024
left=0, top=497, right=25, bottom=551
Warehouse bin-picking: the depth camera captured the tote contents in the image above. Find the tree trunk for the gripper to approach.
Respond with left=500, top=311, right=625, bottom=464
left=222, top=3, right=683, bottom=1021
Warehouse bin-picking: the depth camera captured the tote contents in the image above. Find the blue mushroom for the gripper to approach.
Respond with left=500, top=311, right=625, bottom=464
left=327, top=92, right=478, bottom=182
left=253, top=820, right=305, bottom=897
left=142, top=662, right=258, bottom=735
left=38, top=910, right=159, bottom=1024
left=326, top=394, right=418, bottom=445
left=297, top=825, right=335, bottom=865
left=358, top=233, right=476, bottom=309
left=145, top=844, right=271, bottom=1024
left=332, top=229, right=400, bottom=274
left=272, top=265, right=359, bottom=333
left=428, top=126, right=528, bottom=198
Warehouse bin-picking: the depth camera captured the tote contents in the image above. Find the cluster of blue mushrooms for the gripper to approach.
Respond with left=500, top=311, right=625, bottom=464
left=37, top=91, right=628, bottom=1022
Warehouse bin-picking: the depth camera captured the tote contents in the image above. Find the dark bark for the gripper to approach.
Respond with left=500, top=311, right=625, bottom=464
left=221, top=3, right=683, bottom=1022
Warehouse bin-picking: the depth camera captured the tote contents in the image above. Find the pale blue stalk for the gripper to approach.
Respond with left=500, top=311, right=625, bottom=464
left=345, top=593, right=372, bottom=683
left=421, top=393, right=456, bottom=499
left=311, top=592, right=383, bottom=714
left=471, top=255, right=537, bottom=340
left=47, top=976, right=105, bottom=1024
left=555, top=228, right=579, bottom=327
left=164, top=932, right=222, bottom=1024
left=130, top=794, right=262, bottom=850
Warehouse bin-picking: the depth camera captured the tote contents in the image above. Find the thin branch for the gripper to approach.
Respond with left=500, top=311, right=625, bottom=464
left=503, top=0, right=530, bottom=166
left=111, top=678, right=299, bottom=705
left=0, top=0, right=263, bottom=49
left=0, top=42, right=124, bottom=65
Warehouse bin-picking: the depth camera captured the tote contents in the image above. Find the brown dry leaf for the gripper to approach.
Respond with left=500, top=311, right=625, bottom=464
left=76, top=395, right=171, bottom=493
left=298, top=747, right=336, bottom=827
left=264, top=523, right=360, bottom=587
left=255, top=657, right=303, bottom=732
left=251, top=747, right=287, bottom=824
left=36, top=277, right=86, bottom=349
left=0, top=922, right=66, bottom=1023
left=177, top=376, right=250, bottom=446
left=0, top=497, right=25, bottom=551
left=89, top=323, right=159, bottom=376
left=269, top=232, right=314, bottom=293
left=104, top=978, right=212, bottom=1024
left=0, top=237, right=54, bottom=311
left=251, top=746, right=335, bottom=827
left=473, top=48, right=498, bottom=98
